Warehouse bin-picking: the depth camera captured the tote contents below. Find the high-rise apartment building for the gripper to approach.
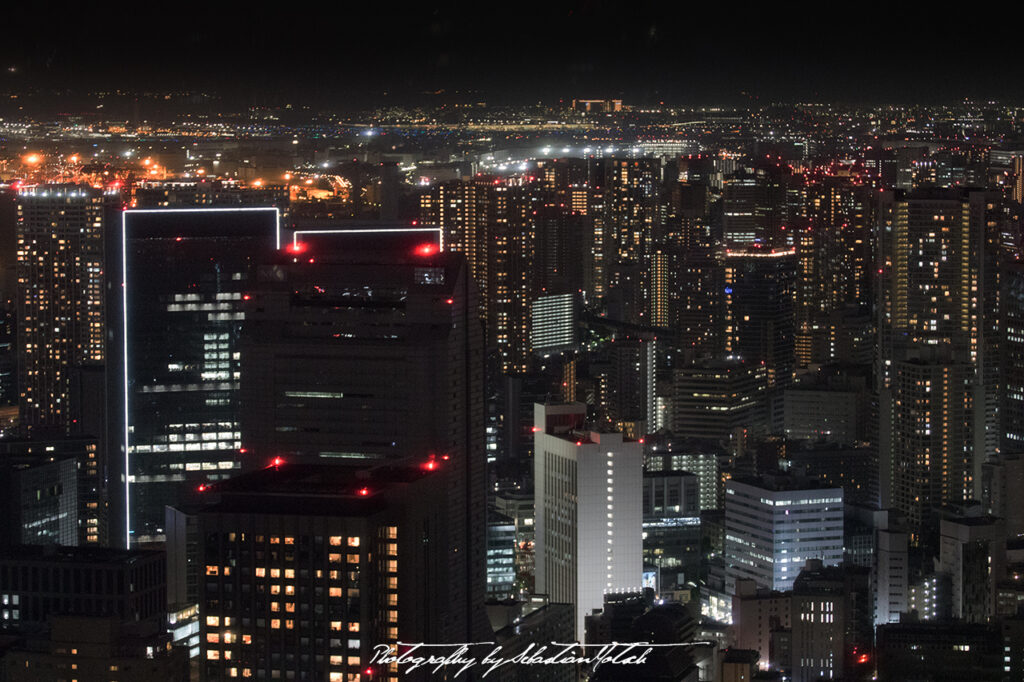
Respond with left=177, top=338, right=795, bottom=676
left=883, top=348, right=975, bottom=541
left=16, top=185, right=115, bottom=434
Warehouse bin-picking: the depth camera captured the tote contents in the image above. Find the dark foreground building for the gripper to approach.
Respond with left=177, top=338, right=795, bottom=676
left=195, top=461, right=469, bottom=682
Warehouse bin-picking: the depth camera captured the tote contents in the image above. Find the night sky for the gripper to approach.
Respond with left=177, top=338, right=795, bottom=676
left=3, top=2, right=1023, bottom=106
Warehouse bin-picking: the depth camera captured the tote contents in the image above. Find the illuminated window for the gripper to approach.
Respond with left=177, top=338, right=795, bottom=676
left=347, top=537, right=360, bottom=547
left=242, top=635, right=252, bottom=645
left=347, top=554, right=360, bottom=564
left=331, top=621, right=343, bottom=631
left=207, top=633, right=220, bottom=644
left=270, top=619, right=281, bottom=629
left=255, top=568, right=266, bottom=578
left=207, top=650, right=220, bottom=660
left=270, top=569, right=281, bottom=578
left=330, top=588, right=343, bottom=598
left=330, top=536, right=343, bottom=546
left=206, top=616, right=220, bottom=627
left=348, top=623, right=360, bottom=632
left=284, top=569, right=295, bottom=579
left=329, top=553, right=342, bottom=563
left=206, top=565, right=219, bottom=576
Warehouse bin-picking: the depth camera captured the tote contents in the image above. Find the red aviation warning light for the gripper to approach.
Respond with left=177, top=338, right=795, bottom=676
left=415, top=243, right=439, bottom=256
left=357, top=487, right=370, bottom=496
left=271, top=456, right=284, bottom=468
left=285, top=241, right=307, bottom=255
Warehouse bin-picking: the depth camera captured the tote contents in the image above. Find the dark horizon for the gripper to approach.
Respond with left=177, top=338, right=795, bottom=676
left=4, top=3, right=1024, bottom=108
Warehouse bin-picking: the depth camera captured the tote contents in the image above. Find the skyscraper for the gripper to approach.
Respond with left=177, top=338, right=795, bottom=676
left=237, top=245, right=488, bottom=643
left=118, top=207, right=281, bottom=545
left=533, top=402, right=643, bottom=642
left=195, top=461, right=458, bottom=682
left=723, top=248, right=796, bottom=428
left=883, top=349, right=974, bottom=541
left=877, top=188, right=1013, bottom=525
left=16, top=185, right=114, bottom=434
left=724, top=473, right=844, bottom=593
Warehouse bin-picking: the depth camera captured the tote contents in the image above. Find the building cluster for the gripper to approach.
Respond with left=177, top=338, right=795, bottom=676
left=3, top=101, right=1024, bottom=681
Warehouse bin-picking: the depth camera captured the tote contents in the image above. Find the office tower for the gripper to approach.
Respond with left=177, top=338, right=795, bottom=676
left=644, top=437, right=727, bottom=511
left=238, top=247, right=487, bottom=642
left=724, top=473, right=844, bottom=593
left=0, top=451, right=77, bottom=546
left=672, top=359, right=768, bottom=448
left=939, top=514, right=1006, bottom=623
left=195, top=461, right=462, bottom=682
left=15, top=185, right=114, bottom=434
left=486, top=510, right=517, bottom=599
left=723, top=248, right=796, bottom=408
left=883, top=348, right=975, bottom=541
left=642, top=470, right=701, bottom=590
left=118, top=207, right=281, bottom=545
left=722, top=175, right=765, bottom=246
left=533, top=402, right=643, bottom=642
left=0, top=437, right=105, bottom=545
left=530, top=292, right=578, bottom=354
